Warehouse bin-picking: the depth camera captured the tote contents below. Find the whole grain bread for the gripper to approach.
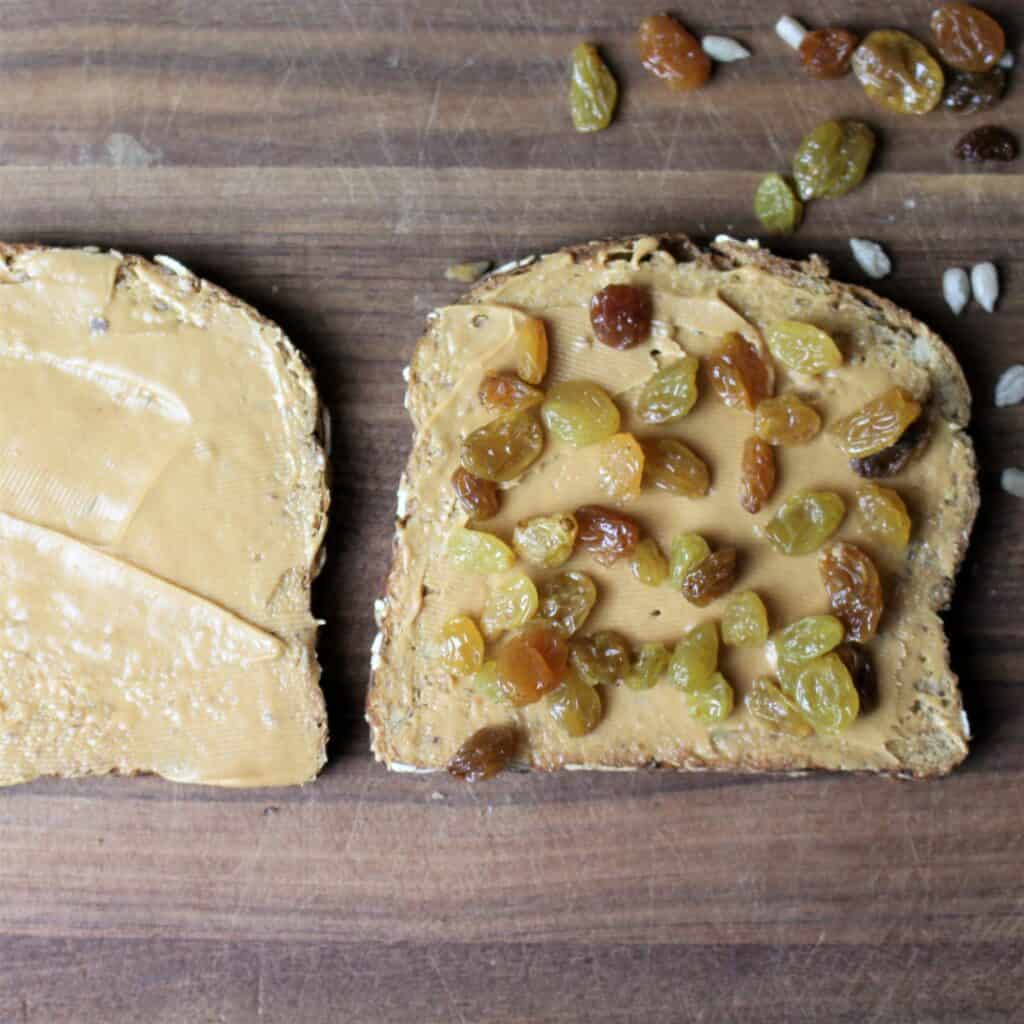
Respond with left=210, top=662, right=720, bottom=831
left=368, top=234, right=978, bottom=779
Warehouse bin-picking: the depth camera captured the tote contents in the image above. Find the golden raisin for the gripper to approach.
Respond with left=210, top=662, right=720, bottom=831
left=461, top=410, right=545, bottom=482
left=569, top=43, right=619, bottom=132
left=479, top=372, right=544, bottom=413
left=793, top=120, right=876, bottom=201
left=481, top=573, right=539, bottom=640
left=575, top=505, right=641, bottom=566
left=739, top=435, right=776, bottom=514
left=439, top=615, right=485, bottom=675
left=516, top=317, right=549, bottom=385
left=669, top=622, right=719, bottom=693
left=590, top=285, right=652, bottom=349
left=830, top=387, right=922, bottom=459
left=636, top=356, right=699, bottom=423
left=494, top=622, right=569, bottom=706
left=629, top=537, right=669, bottom=586
left=791, top=653, right=859, bottom=734
left=452, top=467, right=500, bottom=523
left=513, top=513, right=578, bottom=569
left=642, top=438, right=710, bottom=497
left=547, top=671, right=603, bottom=736
left=681, top=548, right=738, bottom=608
left=722, top=591, right=769, bottom=647
left=570, top=630, right=630, bottom=687
left=754, top=173, right=804, bottom=236
left=471, top=661, right=505, bottom=703
left=763, top=491, right=845, bottom=556
left=447, top=724, right=520, bottom=781
left=754, top=394, right=821, bottom=446
left=766, top=321, right=842, bottom=375
left=799, top=28, right=858, bottom=78
left=626, top=642, right=669, bottom=690
left=745, top=677, right=814, bottom=737
left=598, top=433, right=645, bottom=502
left=773, top=614, right=845, bottom=664
left=447, top=527, right=516, bottom=573
left=669, top=533, right=711, bottom=586
left=707, top=333, right=772, bottom=411
left=638, top=14, right=711, bottom=92
left=855, top=484, right=912, bottom=549
left=687, top=671, right=734, bottom=725
left=931, top=3, right=1005, bottom=72
left=538, top=571, right=598, bottom=636
left=542, top=380, right=621, bottom=447
left=819, top=542, right=883, bottom=643
left=852, top=30, right=944, bottom=115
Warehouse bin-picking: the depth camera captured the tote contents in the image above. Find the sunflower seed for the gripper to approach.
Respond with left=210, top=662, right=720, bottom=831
left=702, top=35, right=751, bottom=62
left=775, top=15, right=807, bottom=50
left=995, top=365, right=1024, bottom=407
left=849, top=238, right=891, bottom=279
left=971, top=262, right=999, bottom=313
left=998, top=51, right=1015, bottom=70
left=942, top=267, right=970, bottom=315
left=1001, top=468, right=1024, bottom=498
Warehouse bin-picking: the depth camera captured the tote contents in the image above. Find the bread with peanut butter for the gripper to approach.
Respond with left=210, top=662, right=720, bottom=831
left=368, top=235, right=977, bottom=779
left=0, top=244, right=328, bottom=787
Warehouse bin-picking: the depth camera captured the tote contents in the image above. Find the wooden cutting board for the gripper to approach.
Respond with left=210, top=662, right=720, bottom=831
left=1, top=2, right=1021, bottom=1021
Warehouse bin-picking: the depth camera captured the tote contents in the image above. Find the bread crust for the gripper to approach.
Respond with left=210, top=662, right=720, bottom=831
left=368, top=234, right=978, bottom=779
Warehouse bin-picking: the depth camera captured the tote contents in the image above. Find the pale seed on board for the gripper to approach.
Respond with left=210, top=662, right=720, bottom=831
left=702, top=36, right=752, bottom=62
left=1001, top=468, right=1024, bottom=498
left=775, top=15, right=807, bottom=50
left=942, top=268, right=970, bottom=316
left=971, top=262, right=999, bottom=313
left=995, top=365, right=1024, bottom=407
left=849, top=238, right=891, bottom=280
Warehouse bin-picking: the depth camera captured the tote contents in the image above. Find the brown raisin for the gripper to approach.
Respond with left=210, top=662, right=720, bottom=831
left=754, top=394, right=822, bottom=446
left=590, top=285, right=652, bottom=349
left=707, top=333, right=772, bottom=411
left=799, top=28, right=858, bottom=79
left=642, top=437, right=710, bottom=498
left=494, top=622, right=569, bottom=706
left=834, top=643, right=878, bottom=714
left=739, top=436, right=776, bottom=514
left=819, top=542, right=883, bottom=643
left=943, top=67, right=1007, bottom=114
left=637, top=14, right=711, bottom=92
left=447, top=724, right=520, bottom=781
left=849, top=415, right=929, bottom=478
left=954, top=125, right=1018, bottom=162
left=574, top=505, right=641, bottom=566
left=681, top=548, right=738, bottom=607
left=931, top=3, right=1005, bottom=72
left=452, top=467, right=500, bottom=522
left=479, top=372, right=544, bottom=412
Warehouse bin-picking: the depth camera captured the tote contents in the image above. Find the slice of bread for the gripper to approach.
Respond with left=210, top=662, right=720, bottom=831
left=368, top=234, right=978, bottom=779
left=0, top=245, right=328, bottom=787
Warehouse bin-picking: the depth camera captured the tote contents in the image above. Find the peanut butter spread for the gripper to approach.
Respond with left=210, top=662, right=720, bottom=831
left=370, top=238, right=975, bottom=774
left=0, top=247, right=327, bottom=787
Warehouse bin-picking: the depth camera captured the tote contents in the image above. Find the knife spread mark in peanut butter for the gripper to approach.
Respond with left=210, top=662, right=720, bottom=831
left=0, top=247, right=327, bottom=787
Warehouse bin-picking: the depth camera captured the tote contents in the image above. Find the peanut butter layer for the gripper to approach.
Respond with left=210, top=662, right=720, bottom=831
left=370, top=238, right=975, bottom=775
left=0, top=247, right=327, bottom=787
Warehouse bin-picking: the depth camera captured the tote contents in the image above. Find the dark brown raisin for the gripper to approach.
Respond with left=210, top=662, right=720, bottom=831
left=850, top=416, right=929, bottom=478
left=447, top=724, right=520, bottom=781
left=575, top=504, right=641, bottom=566
left=590, top=285, right=652, bottom=349
left=681, top=548, right=739, bottom=608
left=835, top=643, right=878, bottom=714
left=452, top=467, right=500, bottom=522
left=954, top=125, right=1018, bottom=162
left=943, top=67, right=1006, bottom=115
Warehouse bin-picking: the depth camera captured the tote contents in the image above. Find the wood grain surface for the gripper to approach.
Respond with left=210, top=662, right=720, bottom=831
left=1, top=2, right=1022, bottom=1021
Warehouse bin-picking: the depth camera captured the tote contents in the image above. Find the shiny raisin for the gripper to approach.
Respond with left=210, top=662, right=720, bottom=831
left=687, top=671, right=734, bottom=725
left=626, top=642, right=669, bottom=691
left=629, top=537, right=669, bottom=586
left=681, top=548, right=738, bottom=608
left=943, top=67, right=1006, bottom=114
left=791, top=653, right=859, bottom=734
left=452, top=467, right=499, bottom=523
left=766, top=321, right=842, bottom=374
left=722, top=590, right=769, bottom=647
left=953, top=125, right=1018, bottom=162
left=819, top=542, right=883, bottom=643
left=461, top=410, right=545, bottom=482
left=570, top=630, right=630, bottom=687
left=598, top=432, right=645, bottom=502
left=855, top=483, right=912, bottom=550
left=852, top=30, right=944, bottom=115
left=669, top=533, right=711, bottom=586
left=642, top=437, right=710, bottom=497
left=481, top=573, right=539, bottom=640
left=513, top=513, right=578, bottom=569
left=547, top=671, right=603, bottom=737
left=538, top=571, right=598, bottom=636
left=638, top=14, right=711, bottom=92
left=669, top=622, right=719, bottom=693
left=590, top=285, right=652, bottom=349
left=739, top=436, right=776, bottom=515
left=447, top=724, right=520, bottom=781
left=472, top=660, right=505, bottom=703
left=574, top=505, right=641, bottom=566
left=835, top=643, right=877, bottom=714
left=793, top=120, right=876, bottom=200
left=830, top=387, right=922, bottom=459
left=636, top=356, right=699, bottom=423
left=542, top=380, right=620, bottom=447
left=849, top=415, right=929, bottom=478
left=773, top=614, right=845, bottom=664
left=754, top=394, right=822, bottom=446
left=569, top=43, right=619, bottom=132
left=754, top=174, right=804, bottom=235
left=447, top=527, right=516, bottom=573
left=495, top=622, right=569, bottom=706
left=799, top=28, right=858, bottom=79
left=931, top=3, right=1005, bottom=72
left=764, top=491, right=845, bottom=556
left=439, top=615, right=485, bottom=675
left=516, top=317, right=549, bottom=385
left=746, top=677, right=814, bottom=737
left=479, top=372, right=544, bottom=412
left=707, top=332, right=772, bottom=410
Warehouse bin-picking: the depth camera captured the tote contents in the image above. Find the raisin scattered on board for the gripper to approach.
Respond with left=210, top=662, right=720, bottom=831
left=943, top=67, right=1006, bottom=115
left=638, top=14, right=711, bottom=92
left=931, top=3, right=1005, bottom=72
left=447, top=724, right=520, bottom=781
left=799, top=28, right=858, bottom=79
left=954, top=125, right=1018, bottom=163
